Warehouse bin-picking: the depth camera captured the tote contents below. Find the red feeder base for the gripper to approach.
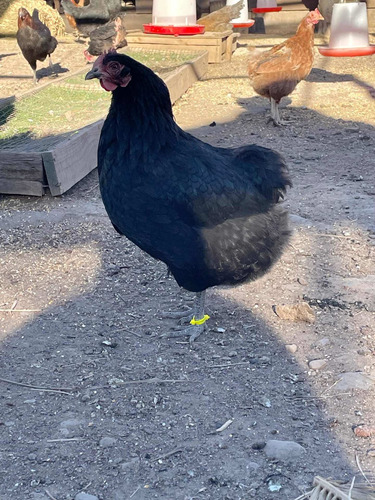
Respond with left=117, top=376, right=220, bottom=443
left=143, top=24, right=205, bottom=36
left=252, top=7, right=282, bottom=13
left=319, top=45, right=375, bottom=57
left=232, top=20, right=255, bottom=28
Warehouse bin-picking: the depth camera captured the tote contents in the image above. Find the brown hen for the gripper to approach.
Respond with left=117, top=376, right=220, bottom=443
left=248, top=8, right=323, bottom=125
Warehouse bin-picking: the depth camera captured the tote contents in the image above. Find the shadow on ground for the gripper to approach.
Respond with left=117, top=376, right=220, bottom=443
left=0, top=92, right=374, bottom=500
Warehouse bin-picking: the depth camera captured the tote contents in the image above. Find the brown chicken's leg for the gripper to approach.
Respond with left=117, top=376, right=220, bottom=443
left=270, top=97, right=287, bottom=126
left=163, top=291, right=209, bottom=343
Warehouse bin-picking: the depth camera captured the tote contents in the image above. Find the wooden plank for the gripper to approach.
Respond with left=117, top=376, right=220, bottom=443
left=164, top=52, right=208, bottom=103
left=127, top=29, right=235, bottom=63
left=43, top=120, right=103, bottom=196
left=0, top=178, right=44, bottom=196
left=0, top=152, right=44, bottom=182
left=128, top=34, right=224, bottom=46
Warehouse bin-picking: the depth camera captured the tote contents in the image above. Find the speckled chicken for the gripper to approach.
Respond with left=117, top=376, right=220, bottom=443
left=61, top=0, right=122, bottom=21
left=84, top=14, right=127, bottom=62
left=248, top=9, right=323, bottom=125
left=197, top=0, right=244, bottom=31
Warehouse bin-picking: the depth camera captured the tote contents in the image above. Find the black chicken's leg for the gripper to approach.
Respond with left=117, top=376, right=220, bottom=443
left=163, top=291, right=209, bottom=343
left=30, top=62, right=37, bottom=84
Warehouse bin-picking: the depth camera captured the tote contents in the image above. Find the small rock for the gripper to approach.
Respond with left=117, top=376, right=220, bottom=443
left=99, top=436, right=117, bottom=448
left=258, top=396, right=271, bottom=408
left=308, top=359, right=327, bottom=371
left=120, top=458, right=139, bottom=471
left=251, top=442, right=266, bottom=450
left=247, top=461, right=260, bottom=470
left=353, top=425, right=375, bottom=438
left=28, top=453, right=37, bottom=461
left=209, top=121, right=216, bottom=127
left=264, top=440, right=306, bottom=462
left=106, top=264, right=121, bottom=276
left=60, top=418, right=84, bottom=437
left=285, top=344, right=298, bottom=354
left=318, top=338, right=331, bottom=347
left=75, top=493, right=99, bottom=500
left=215, top=327, right=226, bottom=333
left=228, top=350, right=238, bottom=357
left=268, top=479, right=282, bottom=492
left=335, top=372, right=375, bottom=391
left=101, top=340, right=117, bottom=348
left=367, top=449, right=375, bottom=457
left=273, top=302, right=315, bottom=323
left=297, top=277, right=307, bottom=286
left=357, top=348, right=371, bottom=356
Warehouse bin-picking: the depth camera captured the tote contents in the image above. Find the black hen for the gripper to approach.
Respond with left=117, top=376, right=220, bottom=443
left=16, top=8, right=58, bottom=84
left=85, top=52, right=292, bottom=341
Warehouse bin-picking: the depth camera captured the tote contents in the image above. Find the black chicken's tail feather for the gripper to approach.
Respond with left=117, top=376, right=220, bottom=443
left=233, top=145, right=292, bottom=203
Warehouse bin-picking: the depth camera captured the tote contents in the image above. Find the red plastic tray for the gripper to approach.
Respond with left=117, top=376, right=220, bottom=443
left=232, top=20, right=255, bottom=28
left=143, top=24, right=205, bottom=36
left=252, top=7, right=282, bottom=12
left=318, top=45, right=375, bottom=57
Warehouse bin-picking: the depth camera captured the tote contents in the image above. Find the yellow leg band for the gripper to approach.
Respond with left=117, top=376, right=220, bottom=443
left=190, top=314, right=210, bottom=326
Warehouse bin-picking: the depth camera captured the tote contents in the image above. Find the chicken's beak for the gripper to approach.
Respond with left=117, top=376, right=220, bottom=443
left=85, top=68, right=102, bottom=80
left=315, top=8, right=324, bottom=20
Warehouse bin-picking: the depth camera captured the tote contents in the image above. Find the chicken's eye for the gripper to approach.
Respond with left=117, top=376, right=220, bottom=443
left=108, top=62, right=121, bottom=74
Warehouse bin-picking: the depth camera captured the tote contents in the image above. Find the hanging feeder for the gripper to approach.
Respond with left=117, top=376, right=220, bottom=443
left=143, top=0, right=205, bottom=36
left=252, top=0, right=282, bottom=14
left=226, top=0, right=255, bottom=28
left=319, top=1, right=375, bottom=57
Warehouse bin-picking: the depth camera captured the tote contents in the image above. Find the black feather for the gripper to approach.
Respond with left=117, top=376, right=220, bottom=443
left=96, top=53, right=292, bottom=293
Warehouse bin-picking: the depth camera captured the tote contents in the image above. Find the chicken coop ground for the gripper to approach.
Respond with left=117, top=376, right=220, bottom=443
left=0, top=33, right=375, bottom=500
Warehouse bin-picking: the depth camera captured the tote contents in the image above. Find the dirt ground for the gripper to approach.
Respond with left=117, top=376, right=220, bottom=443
left=0, top=32, right=375, bottom=500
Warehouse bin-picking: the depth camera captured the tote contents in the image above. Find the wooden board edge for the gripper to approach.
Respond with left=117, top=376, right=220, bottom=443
left=0, top=178, right=44, bottom=196
left=42, top=151, right=61, bottom=196
left=164, top=52, right=209, bottom=104
left=43, top=119, right=103, bottom=196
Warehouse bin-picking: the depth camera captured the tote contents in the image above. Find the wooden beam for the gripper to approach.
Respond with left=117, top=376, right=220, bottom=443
left=0, top=178, right=44, bottom=196
left=42, top=120, right=103, bottom=196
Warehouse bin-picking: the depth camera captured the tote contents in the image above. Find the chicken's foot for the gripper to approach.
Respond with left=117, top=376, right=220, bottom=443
left=162, top=291, right=209, bottom=342
left=160, top=307, right=193, bottom=321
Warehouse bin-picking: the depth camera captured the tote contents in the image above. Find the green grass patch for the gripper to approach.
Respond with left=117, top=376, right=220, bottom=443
left=0, top=49, right=199, bottom=150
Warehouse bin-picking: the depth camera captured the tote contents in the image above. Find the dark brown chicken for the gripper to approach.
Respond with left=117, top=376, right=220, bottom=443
left=84, top=14, right=127, bottom=63
left=197, top=0, right=244, bottom=32
left=248, top=9, right=323, bottom=125
left=16, top=8, right=58, bottom=84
